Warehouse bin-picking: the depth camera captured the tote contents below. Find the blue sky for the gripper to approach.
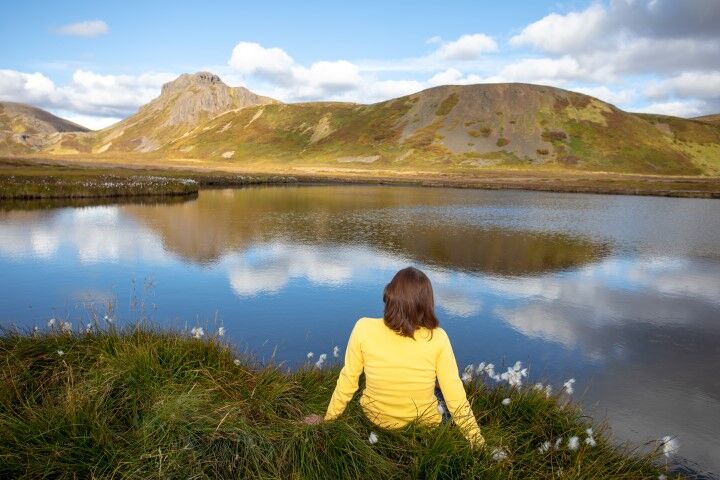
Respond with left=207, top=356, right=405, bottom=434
left=1, top=0, right=719, bottom=129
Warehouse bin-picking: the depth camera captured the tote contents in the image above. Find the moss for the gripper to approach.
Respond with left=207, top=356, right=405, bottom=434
left=435, top=93, right=459, bottom=116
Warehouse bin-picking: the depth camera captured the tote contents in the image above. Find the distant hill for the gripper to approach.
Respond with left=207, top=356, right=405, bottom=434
left=0, top=102, right=88, bottom=154
left=694, top=114, right=720, bottom=126
left=2, top=72, right=720, bottom=176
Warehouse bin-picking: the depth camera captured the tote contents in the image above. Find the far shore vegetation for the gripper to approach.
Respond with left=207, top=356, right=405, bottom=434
left=2, top=156, right=720, bottom=200
left=0, top=322, right=681, bottom=479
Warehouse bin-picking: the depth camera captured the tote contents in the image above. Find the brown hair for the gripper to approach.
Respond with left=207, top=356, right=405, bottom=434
left=383, top=267, right=439, bottom=338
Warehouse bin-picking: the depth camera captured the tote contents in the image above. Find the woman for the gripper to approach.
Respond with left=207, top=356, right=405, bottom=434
left=305, top=267, right=485, bottom=447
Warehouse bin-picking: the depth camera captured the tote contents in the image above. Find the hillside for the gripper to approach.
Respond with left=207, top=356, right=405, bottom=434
left=0, top=102, right=88, bottom=154
left=694, top=114, right=720, bottom=125
left=44, top=72, right=279, bottom=155
left=2, top=73, right=720, bottom=176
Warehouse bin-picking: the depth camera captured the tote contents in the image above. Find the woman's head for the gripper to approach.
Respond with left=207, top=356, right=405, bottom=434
left=383, top=267, right=439, bottom=338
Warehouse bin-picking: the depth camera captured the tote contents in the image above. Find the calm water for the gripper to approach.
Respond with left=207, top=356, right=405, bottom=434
left=1, top=185, right=719, bottom=475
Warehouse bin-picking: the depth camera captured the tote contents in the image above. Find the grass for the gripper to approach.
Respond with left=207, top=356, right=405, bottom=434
left=0, top=324, right=677, bottom=479
left=0, top=158, right=299, bottom=200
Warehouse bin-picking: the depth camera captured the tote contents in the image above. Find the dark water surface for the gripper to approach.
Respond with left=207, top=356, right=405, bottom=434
left=1, top=185, right=719, bottom=475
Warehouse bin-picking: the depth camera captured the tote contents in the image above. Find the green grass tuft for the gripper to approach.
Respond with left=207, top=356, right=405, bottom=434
left=0, top=326, right=677, bottom=479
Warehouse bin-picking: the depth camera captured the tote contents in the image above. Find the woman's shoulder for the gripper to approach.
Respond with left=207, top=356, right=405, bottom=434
left=355, top=317, right=383, bottom=329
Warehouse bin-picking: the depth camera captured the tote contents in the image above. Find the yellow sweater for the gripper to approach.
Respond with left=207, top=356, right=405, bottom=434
left=324, top=317, right=484, bottom=446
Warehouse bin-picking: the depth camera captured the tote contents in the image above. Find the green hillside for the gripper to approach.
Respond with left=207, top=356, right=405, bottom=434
left=2, top=73, right=720, bottom=176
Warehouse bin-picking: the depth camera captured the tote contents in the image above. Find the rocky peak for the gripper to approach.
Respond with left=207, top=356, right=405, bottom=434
left=161, top=71, right=224, bottom=93
left=139, top=71, right=278, bottom=128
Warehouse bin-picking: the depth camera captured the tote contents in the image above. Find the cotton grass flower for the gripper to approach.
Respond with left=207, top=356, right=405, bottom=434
left=658, top=475, right=667, bottom=480
left=333, top=346, right=341, bottom=358
left=661, top=435, right=678, bottom=457
left=554, top=437, right=562, bottom=449
left=233, top=358, right=241, bottom=366
left=85, top=323, right=92, bottom=334
left=306, top=352, right=314, bottom=359
left=491, top=448, right=508, bottom=461
left=60, top=321, right=72, bottom=334
left=190, top=327, right=204, bottom=339
left=217, top=327, right=225, bottom=337
left=47, top=318, right=56, bottom=328
left=315, top=353, right=327, bottom=369
left=461, top=372, right=472, bottom=384
left=57, top=350, right=64, bottom=356
left=585, top=428, right=597, bottom=447
left=501, top=398, right=511, bottom=406
left=539, top=441, right=552, bottom=453
left=563, top=378, right=576, bottom=395
left=104, top=314, right=113, bottom=324
left=368, top=432, right=378, bottom=444
left=568, top=436, right=580, bottom=450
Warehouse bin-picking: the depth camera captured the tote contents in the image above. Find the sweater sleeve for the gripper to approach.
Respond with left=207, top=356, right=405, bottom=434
left=435, top=330, right=485, bottom=447
left=324, top=319, right=365, bottom=420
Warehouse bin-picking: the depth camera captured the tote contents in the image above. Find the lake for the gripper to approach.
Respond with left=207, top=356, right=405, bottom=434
left=1, top=185, right=719, bottom=476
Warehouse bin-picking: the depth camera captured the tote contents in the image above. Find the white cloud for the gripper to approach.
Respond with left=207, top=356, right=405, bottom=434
left=426, top=36, right=442, bottom=45
left=647, top=71, right=720, bottom=100
left=0, top=68, right=175, bottom=124
left=573, top=85, right=637, bottom=106
left=427, top=68, right=482, bottom=86
left=510, top=4, right=607, bottom=53
left=634, top=100, right=705, bottom=117
left=228, top=42, right=295, bottom=83
left=56, top=20, right=109, bottom=38
left=434, top=33, right=498, bottom=61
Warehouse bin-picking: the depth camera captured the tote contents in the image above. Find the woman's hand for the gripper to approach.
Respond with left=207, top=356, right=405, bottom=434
left=302, top=414, right=324, bottom=425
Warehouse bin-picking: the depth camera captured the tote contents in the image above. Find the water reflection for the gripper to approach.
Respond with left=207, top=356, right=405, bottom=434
left=1, top=186, right=720, bottom=475
left=122, top=186, right=605, bottom=275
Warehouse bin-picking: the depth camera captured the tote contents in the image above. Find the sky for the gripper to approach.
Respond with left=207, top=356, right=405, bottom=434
left=1, top=0, right=719, bottom=129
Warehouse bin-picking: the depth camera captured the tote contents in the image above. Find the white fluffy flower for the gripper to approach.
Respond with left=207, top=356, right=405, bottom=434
left=104, top=314, right=113, bottom=323
left=538, top=441, right=551, bottom=453
left=217, top=327, right=225, bottom=337
left=512, top=361, right=522, bottom=372
left=563, top=378, right=576, bottom=395
left=191, top=327, right=204, bottom=339
left=476, top=362, right=486, bottom=375
left=461, top=372, right=472, bottom=384
left=47, top=318, right=56, bottom=327
left=585, top=435, right=597, bottom=447
left=333, top=346, right=341, bottom=358
left=491, top=448, right=508, bottom=461
left=57, top=350, right=64, bottom=356
left=501, top=398, right=511, bottom=406
left=661, top=436, right=678, bottom=457
left=85, top=323, right=92, bottom=334
left=233, top=358, right=241, bottom=366
left=554, top=437, right=562, bottom=449
left=658, top=475, right=667, bottom=480
left=306, top=352, right=314, bottom=359
left=368, top=432, right=378, bottom=444
left=568, top=436, right=580, bottom=450
left=60, top=321, right=72, bottom=333
left=315, top=353, right=328, bottom=369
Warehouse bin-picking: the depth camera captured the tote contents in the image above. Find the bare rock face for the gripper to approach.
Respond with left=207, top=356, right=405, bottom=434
left=138, top=71, right=278, bottom=127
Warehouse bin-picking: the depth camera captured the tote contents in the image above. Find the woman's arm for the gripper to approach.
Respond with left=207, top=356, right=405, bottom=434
left=436, top=330, right=485, bottom=447
left=324, top=319, right=365, bottom=420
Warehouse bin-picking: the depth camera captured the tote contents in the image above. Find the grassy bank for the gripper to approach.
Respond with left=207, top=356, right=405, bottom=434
left=0, top=325, right=676, bottom=479
left=0, top=158, right=298, bottom=200
left=4, top=155, right=720, bottom=199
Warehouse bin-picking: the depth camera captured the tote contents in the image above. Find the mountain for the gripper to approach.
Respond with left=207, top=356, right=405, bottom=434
left=163, top=82, right=720, bottom=175
left=0, top=101, right=88, bottom=154
left=3, top=72, right=720, bottom=176
left=44, top=71, right=279, bottom=154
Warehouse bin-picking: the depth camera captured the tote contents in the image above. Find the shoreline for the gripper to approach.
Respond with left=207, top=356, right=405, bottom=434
left=2, top=155, right=720, bottom=200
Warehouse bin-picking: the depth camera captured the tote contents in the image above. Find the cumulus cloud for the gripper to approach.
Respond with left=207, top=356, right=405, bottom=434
left=56, top=20, right=109, bottom=38
left=433, top=33, right=498, bottom=61
left=427, top=68, right=482, bottom=87
left=0, top=68, right=175, bottom=129
left=510, top=4, right=608, bottom=53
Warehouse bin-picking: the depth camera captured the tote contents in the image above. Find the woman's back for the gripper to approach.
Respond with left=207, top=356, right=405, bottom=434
left=354, top=317, right=442, bottom=426
left=325, top=316, right=483, bottom=445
